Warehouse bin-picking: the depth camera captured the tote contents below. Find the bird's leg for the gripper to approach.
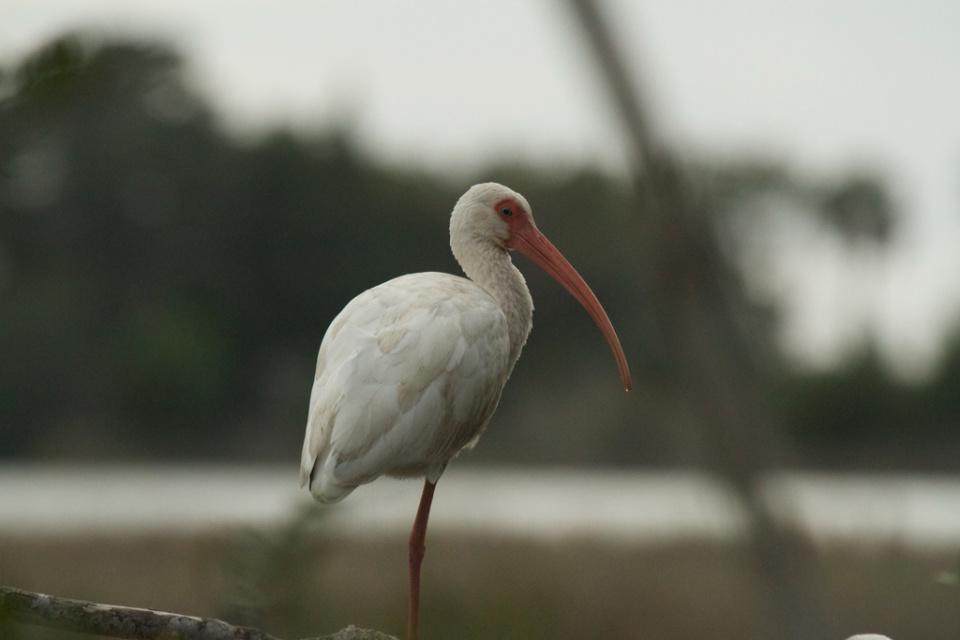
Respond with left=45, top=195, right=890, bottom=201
left=407, top=478, right=437, bottom=640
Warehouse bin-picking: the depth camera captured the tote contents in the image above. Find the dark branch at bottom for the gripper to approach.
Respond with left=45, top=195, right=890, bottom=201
left=0, top=585, right=396, bottom=640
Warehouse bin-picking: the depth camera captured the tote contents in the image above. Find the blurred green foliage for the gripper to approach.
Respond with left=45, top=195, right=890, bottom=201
left=785, top=333, right=960, bottom=466
left=0, top=33, right=955, bottom=467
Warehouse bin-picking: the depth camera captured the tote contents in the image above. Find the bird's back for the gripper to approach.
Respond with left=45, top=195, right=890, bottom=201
left=300, top=272, right=511, bottom=502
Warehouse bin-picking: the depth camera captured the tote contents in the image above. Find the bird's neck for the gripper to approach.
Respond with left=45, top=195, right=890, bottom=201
left=452, top=237, right=533, bottom=368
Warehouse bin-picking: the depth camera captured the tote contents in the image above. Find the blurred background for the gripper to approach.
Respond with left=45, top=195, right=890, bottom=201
left=1, top=1, right=959, bottom=639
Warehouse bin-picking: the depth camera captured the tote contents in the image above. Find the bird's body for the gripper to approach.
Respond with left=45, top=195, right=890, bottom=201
left=299, top=183, right=629, bottom=640
left=300, top=270, right=526, bottom=502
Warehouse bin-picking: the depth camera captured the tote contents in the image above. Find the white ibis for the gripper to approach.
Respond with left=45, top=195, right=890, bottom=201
left=300, top=183, right=631, bottom=639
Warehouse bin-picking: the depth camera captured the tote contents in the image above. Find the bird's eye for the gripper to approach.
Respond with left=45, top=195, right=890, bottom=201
left=499, top=207, right=513, bottom=217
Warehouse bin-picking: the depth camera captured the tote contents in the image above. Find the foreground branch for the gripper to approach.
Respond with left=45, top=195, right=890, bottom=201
left=0, top=585, right=396, bottom=640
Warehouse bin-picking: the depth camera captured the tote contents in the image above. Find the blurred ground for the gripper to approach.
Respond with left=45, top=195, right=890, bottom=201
left=2, top=529, right=957, bottom=640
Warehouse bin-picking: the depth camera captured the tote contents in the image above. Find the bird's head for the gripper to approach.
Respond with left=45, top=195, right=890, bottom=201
left=451, top=182, right=632, bottom=391
left=450, top=182, right=533, bottom=249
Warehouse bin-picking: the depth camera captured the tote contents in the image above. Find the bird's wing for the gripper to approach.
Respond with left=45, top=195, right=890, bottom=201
left=300, top=272, right=510, bottom=502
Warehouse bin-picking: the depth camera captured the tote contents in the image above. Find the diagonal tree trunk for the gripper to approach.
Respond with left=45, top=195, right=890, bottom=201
left=566, top=1, right=835, bottom=638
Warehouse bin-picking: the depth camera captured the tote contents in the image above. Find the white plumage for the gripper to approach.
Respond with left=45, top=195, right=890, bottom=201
left=300, top=272, right=512, bottom=502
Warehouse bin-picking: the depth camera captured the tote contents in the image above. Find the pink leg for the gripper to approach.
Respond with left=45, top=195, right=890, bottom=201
left=407, top=479, right=437, bottom=640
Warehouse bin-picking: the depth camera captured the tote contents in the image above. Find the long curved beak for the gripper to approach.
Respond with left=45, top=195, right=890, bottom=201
left=509, top=222, right=633, bottom=391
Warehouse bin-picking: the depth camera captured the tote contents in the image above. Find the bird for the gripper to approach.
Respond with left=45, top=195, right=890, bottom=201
left=300, top=182, right=631, bottom=640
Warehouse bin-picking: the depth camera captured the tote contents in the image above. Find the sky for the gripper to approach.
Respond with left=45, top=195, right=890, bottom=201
left=3, top=0, right=959, bottom=377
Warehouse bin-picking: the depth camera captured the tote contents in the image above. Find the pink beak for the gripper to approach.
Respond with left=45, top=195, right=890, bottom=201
left=510, top=222, right=633, bottom=391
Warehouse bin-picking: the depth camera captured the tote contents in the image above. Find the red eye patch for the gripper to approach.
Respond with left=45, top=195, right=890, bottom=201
left=493, top=197, right=525, bottom=221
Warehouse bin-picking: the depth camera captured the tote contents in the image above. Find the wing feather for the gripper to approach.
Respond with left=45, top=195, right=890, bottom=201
left=300, top=272, right=510, bottom=502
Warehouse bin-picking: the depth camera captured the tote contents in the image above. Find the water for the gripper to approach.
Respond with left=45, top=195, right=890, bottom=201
left=2, top=464, right=959, bottom=550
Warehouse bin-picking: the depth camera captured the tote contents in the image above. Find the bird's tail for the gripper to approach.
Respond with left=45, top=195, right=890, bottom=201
left=303, top=454, right=356, bottom=504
